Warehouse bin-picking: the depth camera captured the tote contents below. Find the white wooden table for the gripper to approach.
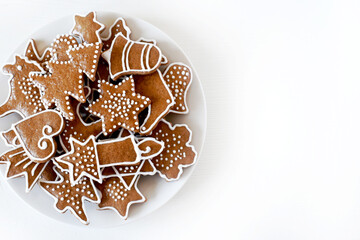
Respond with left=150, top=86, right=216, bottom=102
left=1, top=0, right=360, bottom=239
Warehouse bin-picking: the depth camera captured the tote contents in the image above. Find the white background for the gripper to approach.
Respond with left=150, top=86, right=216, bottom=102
left=0, top=0, right=360, bottom=239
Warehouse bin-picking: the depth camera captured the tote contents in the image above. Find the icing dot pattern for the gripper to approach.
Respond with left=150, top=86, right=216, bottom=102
left=30, top=60, right=87, bottom=120
left=163, top=63, right=192, bottom=113
left=56, top=137, right=101, bottom=184
left=0, top=56, right=45, bottom=117
left=97, top=176, right=144, bottom=219
left=87, top=76, right=151, bottom=135
left=149, top=120, right=196, bottom=180
left=25, top=39, right=51, bottom=67
left=50, top=34, right=78, bottom=61
left=40, top=170, right=99, bottom=224
left=67, top=42, right=102, bottom=82
left=102, top=18, right=131, bottom=51
left=0, top=12, right=199, bottom=224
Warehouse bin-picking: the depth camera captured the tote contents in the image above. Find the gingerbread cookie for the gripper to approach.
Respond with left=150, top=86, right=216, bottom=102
left=102, top=17, right=131, bottom=51
left=133, top=69, right=174, bottom=135
left=55, top=136, right=101, bottom=185
left=102, top=159, right=156, bottom=189
left=71, top=12, right=104, bottom=44
left=96, top=135, right=163, bottom=166
left=87, top=76, right=151, bottom=135
left=87, top=58, right=110, bottom=102
left=24, top=39, right=51, bottom=66
left=0, top=12, right=199, bottom=224
left=138, top=38, right=168, bottom=65
left=55, top=135, right=163, bottom=185
left=101, top=136, right=162, bottom=189
left=0, top=55, right=45, bottom=117
left=50, top=34, right=78, bottom=61
left=40, top=167, right=100, bottom=225
left=1, top=128, right=20, bottom=146
left=30, top=60, right=87, bottom=120
left=67, top=42, right=102, bottom=82
left=102, top=32, right=162, bottom=80
left=59, top=99, right=102, bottom=152
left=0, top=147, right=50, bottom=192
left=3, top=110, right=64, bottom=163
left=163, top=63, right=192, bottom=114
left=95, top=58, right=110, bottom=81
left=41, top=159, right=59, bottom=181
left=149, top=119, right=197, bottom=180
left=96, top=176, right=145, bottom=219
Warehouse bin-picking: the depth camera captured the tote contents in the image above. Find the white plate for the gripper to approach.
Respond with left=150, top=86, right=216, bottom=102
left=0, top=12, right=206, bottom=227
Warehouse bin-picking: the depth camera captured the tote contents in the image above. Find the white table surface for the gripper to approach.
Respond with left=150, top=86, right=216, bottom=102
left=1, top=0, right=360, bottom=239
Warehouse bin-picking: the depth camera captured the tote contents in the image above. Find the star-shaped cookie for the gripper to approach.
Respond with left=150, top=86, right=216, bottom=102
left=71, top=11, right=104, bottom=43
left=0, top=55, right=45, bottom=117
left=39, top=168, right=100, bottom=225
left=55, top=136, right=101, bottom=185
left=96, top=176, right=145, bottom=219
left=87, top=76, right=151, bottom=135
left=149, top=119, right=197, bottom=181
left=0, top=147, right=49, bottom=192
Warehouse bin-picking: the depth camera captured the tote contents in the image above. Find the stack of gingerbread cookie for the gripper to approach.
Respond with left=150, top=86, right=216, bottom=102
left=0, top=12, right=197, bottom=224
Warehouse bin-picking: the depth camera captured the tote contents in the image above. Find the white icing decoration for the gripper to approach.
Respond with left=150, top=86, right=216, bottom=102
left=39, top=167, right=100, bottom=225
left=102, top=32, right=162, bottom=80
left=162, top=62, right=193, bottom=114
left=10, top=110, right=64, bottom=163
left=0, top=148, right=49, bottom=192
